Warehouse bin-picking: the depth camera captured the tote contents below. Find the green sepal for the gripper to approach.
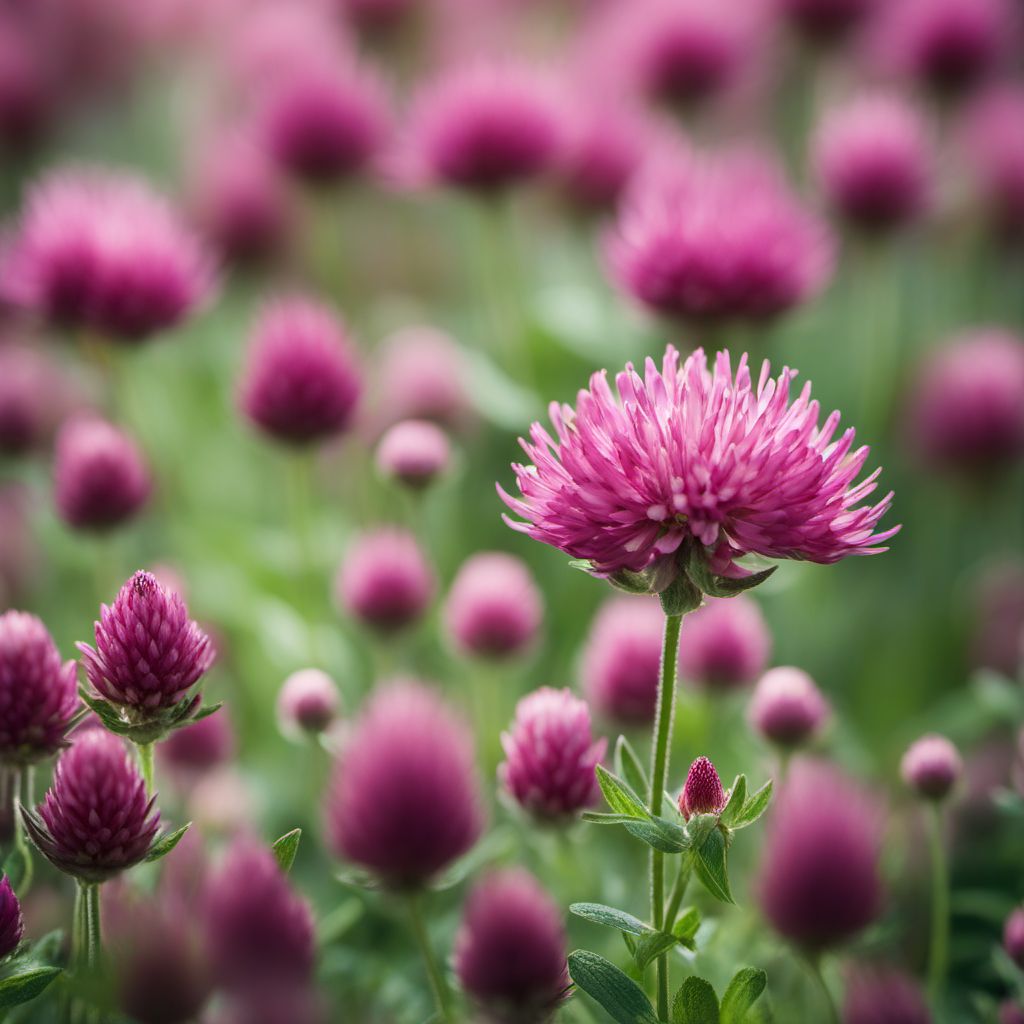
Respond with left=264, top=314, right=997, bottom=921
left=659, top=572, right=703, bottom=617
left=730, top=780, right=773, bottom=829
left=144, top=822, right=191, bottom=863
left=271, top=828, right=302, bottom=874
left=687, top=547, right=777, bottom=599
left=692, top=828, right=734, bottom=904
left=76, top=687, right=216, bottom=745
left=607, top=568, right=657, bottom=595
left=567, top=950, right=660, bottom=1024
left=720, top=776, right=747, bottom=828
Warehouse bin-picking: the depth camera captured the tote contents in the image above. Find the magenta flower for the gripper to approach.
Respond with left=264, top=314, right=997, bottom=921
left=0, top=610, right=78, bottom=765
left=970, top=563, right=1024, bottom=677
left=678, top=755, right=727, bottom=820
left=0, top=344, right=64, bottom=457
left=336, top=528, right=435, bottom=633
left=581, top=595, right=664, bottom=725
left=54, top=415, right=151, bottom=532
left=843, top=965, right=930, bottom=1024
left=500, top=346, right=896, bottom=589
left=748, top=667, right=829, bottom=748
left=239, top=295, right=362, bottom=446
left=901, top=734, right=962, bottom=801
left=375, top=419, right=451, bottom=491
left=678, top=596, right=772, bottom=690
left=4, top=166, right=215, bottom=341
left=0, top=875, right=23, bottom=959
left=907, top=329, right=1024, bottom=474
left=1004, top=906, right=1024, bottom=967
left=500, top=687, right=606, bottom=822
left=277, top=668, right=340, bottom=736
left=606, top=148, right=836, bottom=325
left=25, top=730, right=160, bottom=882
left=325, top=680, right=484, bottom=886
left=778, top=0, right=876, bottom=46
left=408, top=59, right=563, bottom=193
left=204, top=836, right=315, bottom=993
left=454, top=869, right=570, bottom=1024
left=813, top=93, right=934, bottom=232
left=159, top=709, right=235, bottom=779
left=756, top=761, right=883, bottom=950
left=444, top=552, right=543, bottom=660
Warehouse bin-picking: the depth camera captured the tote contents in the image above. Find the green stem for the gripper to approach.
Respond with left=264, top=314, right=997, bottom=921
left=85, top=884, right=101, bottom=971
left=407, top=892, right=453, bottom=1024
left=664, top=857, right=692, bottom=930
left=137, top=742, right=155, bottom=798
left=72, top=883, right=88, bottom=974
left=804, top=953, right=839, bottom=1024
left=926, top=803, right=950, bottom=1006
left=649, top=612, right=683, bottom=1021
left=289, top=451, right=322, bottom=664
left=11, top=768, right=32, bottom=894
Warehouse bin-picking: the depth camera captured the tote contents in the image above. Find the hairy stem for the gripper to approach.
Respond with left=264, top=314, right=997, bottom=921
left=137, top=741, right=155, bottom=798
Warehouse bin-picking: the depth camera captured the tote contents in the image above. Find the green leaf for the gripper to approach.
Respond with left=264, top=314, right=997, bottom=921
left=570, top=903, right=652, bottom=937
left=144, top=823, right=191, bottom=863
left=732, top=781, right=773, bottom=829
left=596, top=765, right=650, bottom=820
left=624, top=816, right=689, bottom=854
left=316, top=897, right=363, bottom=946
left=673, top=907, right=702, bottom=947
left=2, top=843, right=32, bottom=894
left=720, top=968, right=767, bottom=1024
left=582, top=811, right=649, bottom=826
left=692, top=829, right=734, bottom=905
left=720, top=776, right=747, bottom=827
left=659, top=573, right=703, bottom=617
left=28, top=930, right=63, bottom=965
left=0, top=965, right=61, bottom=1009
left=568, top=950, right=660, bottom=1024
left=189, top=702, right=224, bottom=724
left=633, top=930, right=681, bottom=971
left=671, top=976, right=720, bottom=1024
left=614, top=736, right=649, bottom=801
left=271, top=828, right=302, bottom=873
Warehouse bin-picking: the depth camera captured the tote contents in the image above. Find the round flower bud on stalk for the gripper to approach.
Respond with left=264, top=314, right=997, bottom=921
left=1004, top=906, right=1024, bottom=968
left=54, top=416, right=151, bottom=532
left=842, top=965, right=930, bottom=1024
left=325, top=680, right=483, bottom=887
left=500, top=687, right=606, bottom=822
left=277, top=669, right=340, bottom=737
left=239, top=296, right=362, bottom=446
left=581, top=595, right=663, bottom=725
left=678, top=596, right=772, bottom=691
left=444, top=552, right=543, bottom=660
left=375, top=419, right=451, bottom=490
left=678, top=756, right=727, bottom=820
left=0, top=611, right=79, bottom=765
left=0, top=875, right=24, bottom=959
left=454, top=869, right=570, bottom=1023
left=756, top=761, right=883, bottom=950
left=24, top=730, right=160, bottom=882
left=337, top=528, right=435, bottom=633
left=748, top=667, right=829, bottom=749
left=901, top=734, right=962, bottom=801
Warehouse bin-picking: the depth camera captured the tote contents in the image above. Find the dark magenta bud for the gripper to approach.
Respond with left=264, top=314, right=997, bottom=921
left=0, top=875, right=24, bottom=959
left=900, top=734, right=962, bottom=801
left=1004, top=905, right=1024, bottom=968
left=678, top=755, right=727, bottom=820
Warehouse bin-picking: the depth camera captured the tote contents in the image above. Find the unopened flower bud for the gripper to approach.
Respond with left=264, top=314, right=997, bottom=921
left=678, top=755, right=727, bottom=820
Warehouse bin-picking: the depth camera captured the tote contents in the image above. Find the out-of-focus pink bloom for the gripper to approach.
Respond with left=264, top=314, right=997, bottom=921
left=407, top=59, right=563, bottom=193
left=756, top=761, right=883, bottom=949
left=239, top=296, right=362, bottom=446
left=188, top=768, right=256, bottom=837
left=0, top=875, right=23, bottom=958
left=375, top=419, right=451, bottom=490
left=325, top=680, right=484, bottom=886
left=999, top=1002, right=1024, bottom=1024
left=970, top=563, right=1024, bottom=678
left=0, top=344, right=69, bottom=456
left=748, top=666, right=829, bottom=748
left=907, top=329, right=1024, bottom=474
left=339, top=0, right=415, bottom=36
left=53, top=416, right=151, bottom=532
left=444, top=552, right=543, bottom=660
left=0, top=17, right=56, bottom=149
left=901, top=734, right=962, bottom=801
left=1005, top=906, right=1024, bottom=967
left=678, top=755, right=727, bottom=819
left=581, top=595, right=664, bottom=725
left=777, top=0, right=876, bottom=46
left=678, top=596, right=772, bottom=690
left=277, top=669, right=340, bottom=736
left=0, top=485, right=37, bottom=606
left=4, top=167, right=216, bottom=341
left=501, top=347, right=895, bottom=581
left=500, top=687, right=606, bottom=822
left=959, top=86, right=1024, bottom=237
left=160, top=708, right=235, bottom=779
left=606, top=148, right=836, bottom=324
left=843, top=965, right=931, bottom=1024
left=454, top=869, right=570, bottom=1023
left=336, top=528, right=435, bottom=633
left=813, top=93, right=934, bottom=232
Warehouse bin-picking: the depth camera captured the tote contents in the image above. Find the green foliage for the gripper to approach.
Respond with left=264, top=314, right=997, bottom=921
left=271, top=828, right=302, bottom=874
left=568, top=951, right=660, bottom=1024
left=143, top=822, right=191, bottom=864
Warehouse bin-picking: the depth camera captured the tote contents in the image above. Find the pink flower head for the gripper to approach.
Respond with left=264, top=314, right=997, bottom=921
left=778, top=0, right=877, bottom=46
left=0, top=875, right=23, bottom=959
left=0, top=610, right=78, bottom=765
left=27, top=730, right=160, bottom=882
left=0, top=344, right=64, bottom=456
left=607, top=148, right=836, bottom=324
left=678, top=755, right=727, bottom=819
left=970, top=562, right=1024, bottom=677
left=908, top=328, right=1024, bottom=474
left=901, top=733, right=962, bottom=800
left=581, top=595, right=664, bottom=725
left=454, top=869, right=570, bottom=1023
left=336, top=528, right=435, bottom=633
left=239, top=295, right=362, bottom=446
left=756, top=760, right=883, bottom=949
left=843, top=965, right=930, bottom=1024
left=204, top=836, right=315, bottom=993
left=325, top=680, right=484, bottom=886
left=277, top=668, right=340, bottom=736
left=54, top=415, right=151, bottom=532
left=4, top=166, right=215, bottom=341
left=678, top=595, right=772, bottom=690
left=500, top=346, right=896, bottom=587
left=748, top=666, right=829, bottom=748
left=375, top=419, right=451, bottom=490
left=159, top=708, right=234, bottom=779
left=78, top=570, right=215, bottom=713
left=0, top=17, right=55, bottom=149
left=444, top=552, right=543, bottom=660
left=500, top=686, right=606, bottom=822
left=813, top=93, right=934, bottom=231
left=408, top=59, right=563, bottom=193
left=1005, top=906, right=1024, bottom=968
